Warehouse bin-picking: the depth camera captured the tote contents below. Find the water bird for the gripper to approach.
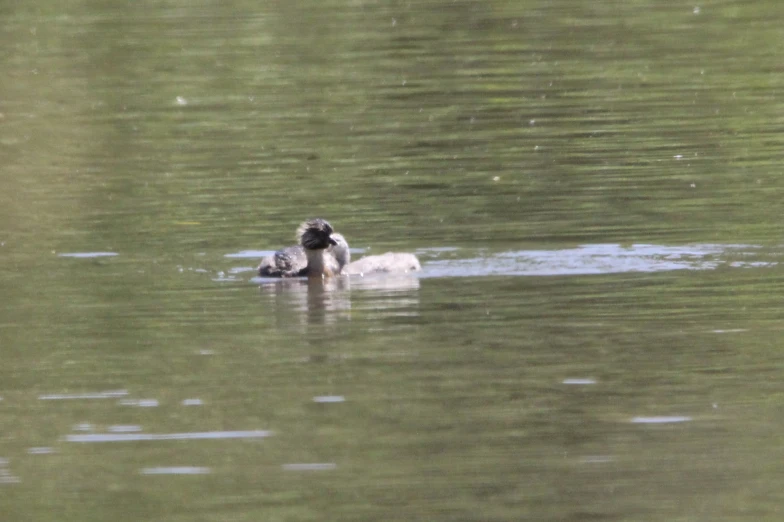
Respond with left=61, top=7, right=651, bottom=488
left=258, top=218, right=420, bottom=278
left=258, top=218, right=349, bottom=278
left=344, top=251, right=421, bottom=275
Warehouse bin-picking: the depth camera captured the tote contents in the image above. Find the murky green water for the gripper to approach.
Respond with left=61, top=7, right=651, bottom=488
left=4, top=1, right=784, bottom=520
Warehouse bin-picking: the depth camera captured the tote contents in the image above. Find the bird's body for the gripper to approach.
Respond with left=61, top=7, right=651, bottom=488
left=344, top=252, right=421, bottom=275
left=257, top=245, right=307, bottom=278
left=258, top=219, right=349, bottom=278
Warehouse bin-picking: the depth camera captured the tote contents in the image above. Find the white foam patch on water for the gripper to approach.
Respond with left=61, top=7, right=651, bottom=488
left=65, top=430, right=273, bottom=442
left=730, top=261, right=777, bottom=268
left=57, top=252, right=119, bottom=258
left=312, top=396, right=346, bottom=403
left=141, top=467, right=211, bottom=475
left=630, top=416, right=692, bottom=424
left=118, top=398, right=159, bottom=407
left=39, top=390, right=128, bottom=400
left=563, top=378, right=597, bottom=385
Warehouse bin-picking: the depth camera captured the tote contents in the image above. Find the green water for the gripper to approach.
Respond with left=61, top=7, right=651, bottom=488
left=3, top=1, right=784, bottom=520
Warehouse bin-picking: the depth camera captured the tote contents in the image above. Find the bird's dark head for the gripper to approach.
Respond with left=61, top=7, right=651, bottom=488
left=297, top=218, right=336, bottom=251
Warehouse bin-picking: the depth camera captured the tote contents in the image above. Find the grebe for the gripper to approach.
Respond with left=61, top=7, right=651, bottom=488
left=258, top=219, right=349, bottom=278
left=258, top=218, right=420, bottom=277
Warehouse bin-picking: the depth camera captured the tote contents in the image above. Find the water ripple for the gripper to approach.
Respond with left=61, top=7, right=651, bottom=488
left=420, top=243, right=774, bottom=277
left=65, top=430, right=273, bottom=443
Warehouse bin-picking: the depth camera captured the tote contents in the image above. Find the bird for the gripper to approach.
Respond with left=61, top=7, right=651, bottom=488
left=344, top=251, right=421, bottom=275
left=258, top=218, right=349, bottom=278
left=258, top=218, right=421, bottom=278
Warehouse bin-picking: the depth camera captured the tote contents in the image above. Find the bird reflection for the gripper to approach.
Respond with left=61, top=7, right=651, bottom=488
left=258, top=273, right=420, bottom=327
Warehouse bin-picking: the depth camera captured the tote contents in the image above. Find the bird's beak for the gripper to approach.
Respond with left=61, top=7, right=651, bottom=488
left=328, top=236, right=338, bottom=246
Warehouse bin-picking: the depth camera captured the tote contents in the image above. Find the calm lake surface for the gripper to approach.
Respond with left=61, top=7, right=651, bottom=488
left=3, top=1, right=784, bottom=520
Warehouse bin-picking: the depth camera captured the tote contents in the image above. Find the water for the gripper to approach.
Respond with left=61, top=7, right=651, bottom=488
left=3, top=1, right=784, bottom=520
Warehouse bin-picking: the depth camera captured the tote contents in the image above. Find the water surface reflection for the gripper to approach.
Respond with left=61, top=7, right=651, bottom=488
left=230, top=242, right=780, bottom=283
left=418, top=243, right=778, bottom=277
left=254, top=269, right=421, bottom=324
